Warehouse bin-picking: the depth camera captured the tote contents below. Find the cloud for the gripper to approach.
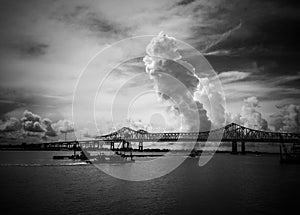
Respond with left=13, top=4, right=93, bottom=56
left=143, top=32, right=212, bottom=132
left=126, top=118, right=151, bottom=131
left=22, top=110, right=41, bottom=122
left=215, top=71, right=250, bottom=84
left=203, top=21, right=242, bottom=53
left=0, top=117, right=21, bottom=132
left=52, top=119, right=74, bottom=134
left=195, top=77, right=225, bottom=128
left=42, top=118, right=57, bottom=137
left=203, top=50, right=232, bottom=56
left=78, top=127, right=98, bottom=139
left=25, top=131, right=44, bottom=138
left=15, top=41, right=49, bottom=57
left=52, top=4, right=130, bottom=37
left=18, top=110, right=74, bottom=139
left=235, top=97, right=268, bottom=130
left=1, top=38, right=49, bottom=58
left=176, top=0, right=196, bottom=6
left=194, top=0, right=300, bottom=58
left=21, top=110, right=45, bottom=132
left=269, top=104, right=300, bottom=133
left=0, top=0, right=298, bottom=135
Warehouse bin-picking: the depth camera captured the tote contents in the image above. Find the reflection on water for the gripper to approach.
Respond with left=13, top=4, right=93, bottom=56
left=0, top=151, right=300, bottom=214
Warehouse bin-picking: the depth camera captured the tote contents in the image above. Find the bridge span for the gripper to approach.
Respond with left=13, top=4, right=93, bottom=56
left=41, top=123, right=300, bottom=154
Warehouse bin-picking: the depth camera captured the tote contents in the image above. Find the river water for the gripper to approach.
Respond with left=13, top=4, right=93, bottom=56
left=0, top=151, right=299, bottom=215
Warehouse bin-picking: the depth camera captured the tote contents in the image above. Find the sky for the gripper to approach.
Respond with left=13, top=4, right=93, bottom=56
left=0, top=0, right=299, bottom=143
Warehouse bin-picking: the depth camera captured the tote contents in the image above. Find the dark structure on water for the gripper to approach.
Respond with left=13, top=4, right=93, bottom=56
left=35, top=123, right=300, bottom=156
left=98, top=123, right=300, bottom=154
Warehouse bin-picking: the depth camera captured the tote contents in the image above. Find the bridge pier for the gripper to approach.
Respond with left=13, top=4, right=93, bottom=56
left=138, top=141, right=143, bottom=151
left=241, top=141, right=246, bottom=154
left=121, top=140, right=131, bottom=151
left=98, top=141, right=103, bottom=149
left=110, top=142, right=115, bottom=150
left=232, top=140, right=238, bottom=154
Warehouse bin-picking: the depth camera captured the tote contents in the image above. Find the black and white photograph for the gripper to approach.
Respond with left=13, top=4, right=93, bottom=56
left=0, top=0, right=299, bottom=214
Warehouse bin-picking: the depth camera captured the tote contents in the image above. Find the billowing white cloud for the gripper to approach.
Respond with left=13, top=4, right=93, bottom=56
left=0, top=0, right=297, bottom=138
left=143, top=32, right=211, bottom=131
left=195, top=77, right=226, bottom=128
left=21, top=110, right=45, bottom=132
left=17, top=110, right=75, bottom=140
left=269, top=104, right=300, bottom=133
left=234, top=97, right=268, bottom=130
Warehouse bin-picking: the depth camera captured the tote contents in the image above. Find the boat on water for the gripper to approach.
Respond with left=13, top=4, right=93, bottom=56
left=88, top=152, right=135, bottom=164
left=53, top=151, right=88, bottom=160
left=53, top=145, right=135, bottom=164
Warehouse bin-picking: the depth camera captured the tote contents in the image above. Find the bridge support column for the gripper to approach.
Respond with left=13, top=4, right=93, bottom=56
left=98, top=141, right=103, bottom=149
left=139, top=141, right=143, bottom=151
left=232, top=140, right=238, bottom=154
left=121, top=141, right=130, bottom=150
left=110, top=142, right=115, bottom=150
left=241, top=141, right=246, bottom=154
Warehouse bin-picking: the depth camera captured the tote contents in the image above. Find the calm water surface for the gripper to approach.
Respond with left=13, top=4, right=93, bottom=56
left=0, top=151, right=300, bottom=215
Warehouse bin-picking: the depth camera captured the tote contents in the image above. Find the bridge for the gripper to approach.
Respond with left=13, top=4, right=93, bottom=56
left=41, top=123, right=300, bottom=154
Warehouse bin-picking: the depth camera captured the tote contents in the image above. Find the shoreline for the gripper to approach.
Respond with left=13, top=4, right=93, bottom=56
left=0, top=148, right=281, bottom=155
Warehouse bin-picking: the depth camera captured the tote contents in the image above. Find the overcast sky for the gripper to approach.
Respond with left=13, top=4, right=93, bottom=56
left=0, top=0, right=299, bottom=141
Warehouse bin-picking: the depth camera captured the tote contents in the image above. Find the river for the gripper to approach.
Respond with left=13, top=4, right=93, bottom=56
left=0, top=151, right=299, bottom=214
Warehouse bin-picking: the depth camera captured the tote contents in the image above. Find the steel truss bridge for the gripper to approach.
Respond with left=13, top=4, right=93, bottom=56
left=42, top=123, right=300, bottom=154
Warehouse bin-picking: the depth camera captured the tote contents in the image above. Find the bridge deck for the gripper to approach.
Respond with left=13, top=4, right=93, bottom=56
left=97, top=123, right=300, bottom=143
left=40, top=123, right=300, bottom=152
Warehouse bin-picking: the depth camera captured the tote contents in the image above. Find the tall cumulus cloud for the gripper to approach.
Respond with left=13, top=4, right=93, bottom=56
left=143, top=32, right=212, bottom=132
